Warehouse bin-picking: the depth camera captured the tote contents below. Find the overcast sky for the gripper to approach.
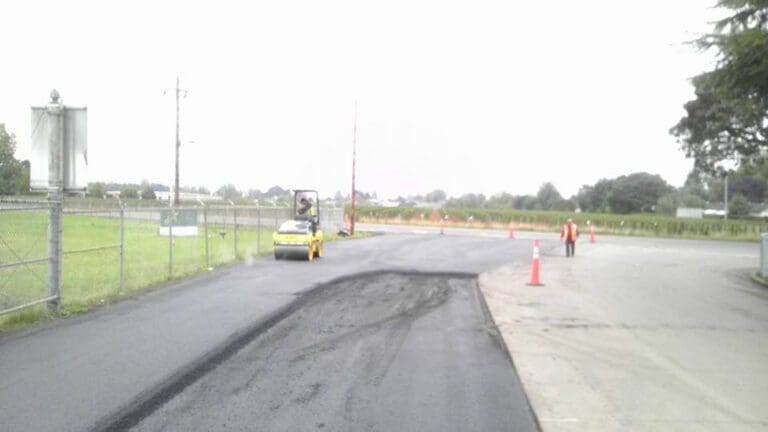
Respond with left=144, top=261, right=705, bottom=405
left=1, top=0, right=725, bottom=199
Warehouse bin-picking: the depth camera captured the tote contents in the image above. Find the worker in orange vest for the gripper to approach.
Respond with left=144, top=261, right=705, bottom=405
left=561, top=218, right=579, bottom=257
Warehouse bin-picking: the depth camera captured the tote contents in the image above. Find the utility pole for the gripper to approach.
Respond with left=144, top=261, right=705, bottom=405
left=350, top=101, right=357, bottom=235
left=174, top=76, right=181, bottom=205
left=724, top=173, right=729, bottom=220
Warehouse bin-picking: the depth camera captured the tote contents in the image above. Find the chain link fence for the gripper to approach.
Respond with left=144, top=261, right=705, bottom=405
left=0, top=200, right=52, bottom=317
left=1, top=201, right=345, bottom=323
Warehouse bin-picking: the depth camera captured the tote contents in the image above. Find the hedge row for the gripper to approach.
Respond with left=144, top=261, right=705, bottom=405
left=353, top=206, right=767, bottom=240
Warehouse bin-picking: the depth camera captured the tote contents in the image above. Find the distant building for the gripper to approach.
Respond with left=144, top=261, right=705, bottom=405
left=702, top=202, right=768, bottom=218
left=704, top=203, right=726, bottom=218
left=155, top=191, right=222, bottom=202
left=750, top=203, right=768, bottom=218
left=368, top=198, right=400, bottom=208
left=676, top=208, right=704, bottom=219
left=412, top=201, right=445, bottom=209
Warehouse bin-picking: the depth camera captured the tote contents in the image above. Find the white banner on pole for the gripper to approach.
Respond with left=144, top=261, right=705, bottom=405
left=30, top=107, right=51, bottom=190
left=30, top=106, right=87, bottom=191
left=63, top=108, right=87, bottom=191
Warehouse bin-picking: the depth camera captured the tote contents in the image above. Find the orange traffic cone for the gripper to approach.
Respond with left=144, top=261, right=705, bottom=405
left=508, top=221, right=515, bottom=239
left=527, top=239, right=543, bottom=286
left=590, top=225, right=596, bottom=243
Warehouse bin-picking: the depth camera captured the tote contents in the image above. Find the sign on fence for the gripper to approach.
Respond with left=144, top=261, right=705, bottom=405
left=159, top=209, right=198, bottom=236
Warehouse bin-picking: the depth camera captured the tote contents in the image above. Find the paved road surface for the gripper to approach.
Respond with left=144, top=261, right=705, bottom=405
left=4, top=222, right=764, bottom=432
left=131, top=273, right=537, bottom=431
left=481, top=235, right=768, bottom=431
left=0, top=229, right=535, bottom=432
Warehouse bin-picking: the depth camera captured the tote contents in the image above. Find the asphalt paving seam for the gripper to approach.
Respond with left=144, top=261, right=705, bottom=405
left=475, top=274, right=543, bottom=432
left=90, top=269, right=481, bottom=432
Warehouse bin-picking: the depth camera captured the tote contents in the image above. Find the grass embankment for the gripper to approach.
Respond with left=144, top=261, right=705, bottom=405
left=0, top=211, right=359, bottom=331
left=355, top=206, right=767, bottom=242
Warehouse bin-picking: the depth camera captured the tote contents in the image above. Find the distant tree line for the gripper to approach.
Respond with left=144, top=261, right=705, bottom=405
left=407, top=166, right=768, bottom=218
left=439, top=182, right=576, bottom=212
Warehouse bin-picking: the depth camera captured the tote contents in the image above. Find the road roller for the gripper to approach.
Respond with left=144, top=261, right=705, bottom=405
left=272, top=189, right=324, bottom=260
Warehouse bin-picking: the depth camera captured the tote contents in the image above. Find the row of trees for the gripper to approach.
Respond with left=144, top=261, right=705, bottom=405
left=576, top=173, right=674, bottom=214
left=425, top=173, right=672, bottom=214
left=440, top=182, right=576, bottom=212
left=417, top=166, right=768, bottom=217
left=87, top=182, right=316, bottom=203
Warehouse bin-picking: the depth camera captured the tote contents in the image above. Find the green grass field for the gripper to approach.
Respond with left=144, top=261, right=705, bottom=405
left=0, top=210, right=350, bottom=331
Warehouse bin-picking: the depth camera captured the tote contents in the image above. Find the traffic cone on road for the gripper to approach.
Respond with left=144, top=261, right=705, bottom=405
left=527, top=239, right=543, bottom=286
left=590, top=225, right=596, bottom=243
left=508, top=221, right=515, bottom=239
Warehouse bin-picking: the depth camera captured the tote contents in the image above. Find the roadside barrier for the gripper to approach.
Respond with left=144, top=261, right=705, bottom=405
left=527, top=239, right=543, bottom=286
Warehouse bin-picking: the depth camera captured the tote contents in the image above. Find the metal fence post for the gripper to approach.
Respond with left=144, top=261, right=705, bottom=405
left=203, top=205, right=209, bottom=269
left=47, top=95, right=64, bottom=313
left=761, top=233, right=768, bottom=277
left=168, top=205, right=174, bottom=279
left=233, top=204, right=238, bottom=259
left=257, top=203, right=261, bottom=255
left=119, top=205, right=125, bottom=293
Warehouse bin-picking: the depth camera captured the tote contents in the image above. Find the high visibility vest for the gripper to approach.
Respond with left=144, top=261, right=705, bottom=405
left=562, top=223, right=578, bottom=241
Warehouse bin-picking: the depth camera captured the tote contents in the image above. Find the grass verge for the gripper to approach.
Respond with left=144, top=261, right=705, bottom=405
left=0, top=211, right=368, bottom=333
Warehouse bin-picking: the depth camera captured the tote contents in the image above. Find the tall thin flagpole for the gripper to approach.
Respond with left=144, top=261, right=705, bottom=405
left=351, top=101, right=357, bottom=235
left=174, top=75, right=180, bottom=205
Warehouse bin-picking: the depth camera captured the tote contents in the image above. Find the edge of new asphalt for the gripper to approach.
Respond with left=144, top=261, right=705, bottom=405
left=475, top=270, right=545, bottom=432
left=91, top=269, right=522, bottom=432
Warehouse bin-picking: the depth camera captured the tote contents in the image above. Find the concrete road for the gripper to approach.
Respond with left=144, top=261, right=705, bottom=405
left=481, top=235, right=768, bottom=431
left=0, top=228, right=535, bottom=432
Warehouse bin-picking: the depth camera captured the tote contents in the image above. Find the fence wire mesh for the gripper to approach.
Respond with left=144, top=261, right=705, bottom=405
left=1, top=201, right=347, bottom=323
left=63, top=207, right=123, bottom=305
left=0, top=202, right=51, bottom=316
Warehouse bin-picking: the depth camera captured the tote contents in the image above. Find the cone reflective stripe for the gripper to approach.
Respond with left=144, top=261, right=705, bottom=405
left=590, top=225, right=596, bottom=243
left=508, top=221, right=515, bottom=239
left=527, top=239, right=543, bottom=286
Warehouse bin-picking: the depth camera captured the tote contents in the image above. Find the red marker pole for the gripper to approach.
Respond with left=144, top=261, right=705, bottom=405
left=527, top=239, right=543, bottom=286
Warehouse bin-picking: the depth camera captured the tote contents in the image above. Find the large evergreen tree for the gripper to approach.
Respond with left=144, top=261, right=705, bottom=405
left=671, top=1, right=768, bottom=173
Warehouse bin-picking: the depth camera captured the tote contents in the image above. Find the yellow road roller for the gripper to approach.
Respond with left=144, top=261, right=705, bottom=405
left=272, top=189, right=324, bottom=260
